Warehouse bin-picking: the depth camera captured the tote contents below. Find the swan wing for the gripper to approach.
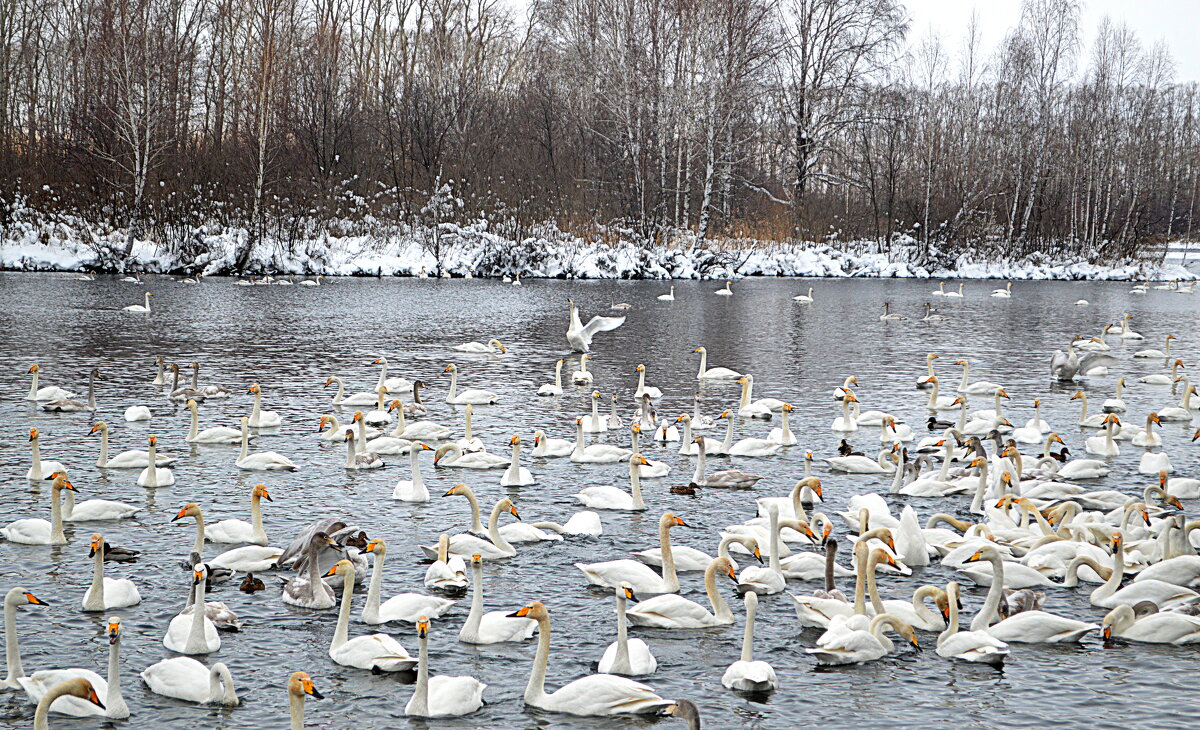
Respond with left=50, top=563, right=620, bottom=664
left=1078, top=352, right=1119, bottom=375
left=540, top=674, right=671, bottom=716
left=626, top=594, right=714, bottom=627
left=581, top=315, right=626, bottom=339
left=140, top=658, right=210, bottom=703
left=423, top=675, right=487, bottom=716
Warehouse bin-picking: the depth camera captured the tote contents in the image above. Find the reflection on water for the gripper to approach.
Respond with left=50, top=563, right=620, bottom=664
left=0, top=273, right=1197, bottom=728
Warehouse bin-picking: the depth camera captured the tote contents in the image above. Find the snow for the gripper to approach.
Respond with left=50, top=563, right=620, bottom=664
left=1, top=198, right=1195, bottom=281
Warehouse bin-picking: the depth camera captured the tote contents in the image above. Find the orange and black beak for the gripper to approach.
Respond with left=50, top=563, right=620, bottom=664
left=416, top=617, right=429, bottom=638
left=24, top=592, right=48, bottom=606
left=108, top=621, right=121, bottom=645
left=507, top=604, right=533, bottom=618
left=302, top=676, right=323, bottom=699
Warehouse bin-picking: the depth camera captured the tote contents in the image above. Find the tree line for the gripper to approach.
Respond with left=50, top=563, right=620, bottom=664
left=1, top=0, right=1197, bottom=268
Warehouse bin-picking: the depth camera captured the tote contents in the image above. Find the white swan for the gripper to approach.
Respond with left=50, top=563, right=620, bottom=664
left=721, top=591, right=775, bottom=691
left=454, top=338, right=506, bottom=354
left=990, top=281, right=1012, bottom=298
left=509, top=601, right=672, bottom=716
left=634, top=364, right=663, bottom=399
left=184, top=400, right=243, bottom=444
left=825, top=447, right=896, bottom=474
left=392, top=443, right=433, bottom=501
left=25, top=428, right=67, bottom=482
left=500, top=435, right=535, bottom=486
left=2, top=474, right=73, bottom=544
left=81, top=534, right=141, bottom=610
left=1091, top=532, right=1198, bottom=608
left=342, top=429, right=385, bottom=469
left=768, top=404, right=796, bottom=445
left=582, top=390, right=609, bottom=433
left=572, top=354, right=593, bottom=384
left=715, top=411, right=781, bottom=457
left=626, top=556, right=737, bottom=629
left=424, top=535, right=468, bottom=592
left=122, top=292, right=153, bottom=312
left=19, top=617, right=128, bottom=718
left=90, top=421, right=174, bottom=468
left=599, top=584, right=657, bottom=676
left=964, top=547, right=1098, bottom=643
left=570, top=418, right=632, bottom=463
left=793, top=287, right=814, bottom=303
left=575, top=513, right=686, bottom=593
left=323, top=375, right=376, bottom=406
left=361, top=539, right=455, bottom=624
left=538, top=359, right=564, bottom=396
left=61, top=483, right=139, bottom=522
left=140, top=658, right=238, bottom=705
left=26, top=364, right=75, bottom=402
left=806, top=613, right=918, bottom=665
left=574, top=453, right=651, bottom=511
left=1102, top=603, right=1200, bottom=644
left=372, top=356, right=412, bottom=392
left=945, top=282, right=964, bottom=298
left=935, top=581, right=1008, bottom=665
left=434, top=443, right=509, bottom=469
left=236, top=417, right=297, bottom=470
left=385, top=399, right=451, bottom=441
left=206, top=484, right=272, bottom=544
left=444, top=363, right=499, bottom=404
left=532, top=429, right=573, bottom=458
left=423, top=494, right=519, bottom=559
left=566, top=298, right=626, bottom=352
left=246, top=383, right=283, bottom=427
left=325, top=559, right=417, bottom=671
left=459, top=554, right=536, bottom=644
left=955, top=359, right=1004, bottom=395
left=123, top=405, right=150, bottom=422
left=693, top=346, right=741, bottom=380
left=714, top=281, right=733, bottom=296
left=658, top=285, right=675, bottom=301
left=690, top=437, right=764, bottom=487
left=737, top=374, right=783, bottom=418
left=162, top=565, right=220, bottom=654
left=406, top=617, right=487, bottom=717
left=31, top=678, right=106, bottom=728
left=0, top=586, right=49, bottom=689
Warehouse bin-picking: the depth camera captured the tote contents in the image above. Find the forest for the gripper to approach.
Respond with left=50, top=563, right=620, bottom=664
left=1, top=0, right=1197, bottom=271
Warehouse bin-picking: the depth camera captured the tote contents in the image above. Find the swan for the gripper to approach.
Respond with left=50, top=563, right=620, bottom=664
left=42, top=369, right=102, bottom=412
left=163, top=565, right=221, bottom=654
left=166, top=364, right=207, bottom=402
left=1115, top=313, right=1144, bottom=339
left=453, top=338, right=506, bottom=354
left=944, top=282, right=965, bottom=298
left=385, top=400, right=451, bottom=441
left=806, top=613, right=918, bottom=665
left=637, top=534, right=761, bottom=573
left=768, top=403, right=797, bottom=445
left=715, top=411, right=781, bottom=457
left=1139, top=449, right=1172, bottom=475
left=825, top=446, right=896, bottom=474
left=626, top=556, right=737, bottom=629
left=1135, top=334, right=1176, bottom=359
left=735, top=505, right=789, bottom=595
left=371, top=356, right=412, bottom=392
left=140, top=659, right=238, bottom=705
left=1140, top=358, right=1184, bottom=385
left=81, top=534, right=141, bottom=610
left=964, top=548, right=1098, bottom=642
left=570, top=418, right=632, bottom=463
left=361, top=539, right=455, bottom=624
left=122, top=292, right=153, bottom=312
left=435, top=443, right=509, bottom=468
left=575, top=513, right=687, bottom=593
left=1102, top=603, right=1200, bottom=644
left=722, top=591, right=775, bottom=692
left=325, top=559, right=417, bottom=671
left=737, top=374, right=783, bottom=418
left=423, top=494, right=520, bottom=559
left=282, top=531, right=338, bottom=609
left=2, top=474, right=73, bottom=544
left=599, top=584, right=657, bottom=676
left=26, top=364, right=75, bottom=402
left=566, top=298, right=625, bottom=352
left=184, top=400, right=243, bottom=444
left=342, top=429, right=385, bottom=469
left=658, top=285, right=675, bottom=301
left=25, top=428, right=67, bottom=482
left=605, top=393, right=625, bottom=430
left=627, top=424, right=669, bottom=476
left=0, top=586, right=49, bottom=689
left=90, top=421, right=174, bottom=468
left=391, top=443, right=433, bottom=501
left=955, top=359, right=1003, bottom=395
left=457, top=553, right=536, bottom=644
left=19, top=617, right=128, bottom=718
left=538, top=359, right=564, bottom=396
left=452, top=403, right=486, bottom=451
left=206, top=485, right=271, bottom=545
left=509, top=601, right=671, bottom=716
left=422, top=533, right=468, bottom=595
left=247, top=383, right=283, bottom=427
left=531, top=429, right=573, bottom=458
left=880, top=302, right=904, bottom=320
left=61, top=480, right=139, bottom=522
left=690, top=437, right=764, bottom=487
left=575, top=453, right=651, bottom=510
left=1159, top=382, right=1198, bottom=421
left=187, top=362, right=230, bottom=398
left=1091, top=532, right=1198, bottom=608
left=794, top=287, right=814, bottom=302
left=359, top=386, right=393, bottom=426
left=791, top=543, right=893, bottom=628
left=1128, top=412, right=1163, bottom=447
left=634, top=364, right=663, bottom=399
left=1084, top=414, right=1121, bottom=456
left=236, top=417, right=297, bottom=470
left=714, top=281, right=733, bottom=296
left=1102, top=377, right=1128, bottom=413
left=572, top=354, right=593, bottom=384
left=935, top=581, right=1008, bottom=665
left=323, top=375, right=377, bottom=406
left=406, top=617, right=487, bottom=717
left=990, top=281, right=1012, bottom=298
left=444, top=363, right=499, bottom=404
left=31, top=679, right=106, bottom=728
left=832, top=393, right=859, bottom=430
left=581, top=390, right=610, bottom=433
left=693, top=346, right=741, bottom=380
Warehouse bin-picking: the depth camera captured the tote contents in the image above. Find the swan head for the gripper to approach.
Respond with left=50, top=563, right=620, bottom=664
left=507, top=601, right=547, bottom=621
left=618, top=582, right=637, bottom=602
left=89, top=422, right=107, bottom=435
left=50, top=473, right=75, bottom=492
left=510, top=434, right=521, bottom=446
left=253, top=484, right=272, bottom=501
left=323, top=377, right=335, bottom=388
left=665, top=701, right=701, bottom=724
left=325, top=558, right=354, bottom=579
left=352, top=411, right=364, bottom=423
left=1070, top=391, right=1084, bottom=401
left=488, top=339, right=507, bottom=353
left=416, top=616, right=430, bottom=637
left=364, top=538, right=387, bottom=556
left=795, top=476, right=822, bottom=499
left=693, top=347, right=706, bottom=354
left=443, top=364, right=457, bottom=373
left=318, top=415, right=333, bottom=432
left=54, top=678, right=106, bottom=711
left=186, top=398, right=200, bottom=411
left=631, top=423, right=641, bottom=435
left=471, top=553, right=482, bottom=566
left=88, top=533, right=104, bottom=557
left=1149, top=412, right=1161, bottom=426
left=782, top=403, right=793, bottom=413
left=843, top=393, right=859, bottom=403
left=248, top=384, right=260, bottom=394
left=172, top=503, right=201, bottom=522
left=377, top=385, right=389, bottom=395
left=343, top=429, right=355, bottom=442
left=718, top=410, right=731, bottom=420
left=592, top=390, right=601, bottom=399
left=387, top=399, right=402, bottom=412
left=107, top=616, right=122, bottom=644
left=661, top=512, right=688, bottom=529
left=192, top=564, right=209, bottom=584
left=148, top=434, right=158, bottom=447
left=29, top=427, right=39, bottom=442
left=1194, top=428, right=1200, bottom=442
left=631, top=453, right=649, bottom=466
left=439, top=483, right=465, bottom=496
left=710, top=556, right=737, bottom=581
left=289, top=672, right=324, bottom=700
left=372, top=358, right=385, bottom=365
left=499, top=498, right=520, bottom=520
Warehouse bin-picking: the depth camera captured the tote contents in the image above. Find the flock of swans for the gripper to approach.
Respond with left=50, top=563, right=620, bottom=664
left=6, top=274, right=1200, bottom=728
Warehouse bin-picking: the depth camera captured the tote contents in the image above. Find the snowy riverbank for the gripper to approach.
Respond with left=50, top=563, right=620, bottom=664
left=1, top=213, right=1195, bottom=281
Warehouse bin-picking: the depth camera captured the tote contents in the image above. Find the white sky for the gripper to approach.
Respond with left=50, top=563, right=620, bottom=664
left=905, top=0, right=1200, bottom=82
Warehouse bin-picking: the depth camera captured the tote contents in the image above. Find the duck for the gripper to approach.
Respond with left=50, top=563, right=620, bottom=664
left=326, top=559, right=417, bottom=671
left=239, top=574, right=265, bottom=593
left=444, top=363, right=499, bottom=404
left=360, top=539, right=455, bottom=624
left=599, top=584, right=657, bottom=676
left=236, top=417, right=296, bottom=470
left=405, top=617, right=487, bottom=717
left=508, top=601, right=671, bottom=716
left=246, top=383, right=283, bottom=427
left=538, top=360, right=565, bottom=396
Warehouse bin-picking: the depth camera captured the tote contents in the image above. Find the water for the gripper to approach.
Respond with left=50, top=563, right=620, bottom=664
left=0, top=273, right=1197, bottom=729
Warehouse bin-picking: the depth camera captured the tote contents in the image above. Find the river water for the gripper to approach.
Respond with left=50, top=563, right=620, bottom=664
left=0, top=273, right=1197, bottom=728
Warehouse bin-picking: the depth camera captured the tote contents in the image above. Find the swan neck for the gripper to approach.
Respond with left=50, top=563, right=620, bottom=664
left=345, top=436, right=356, bottom=467
left=187, top=407, right=199, bottom=440
left=334, top=568, right=355, bottom=647
left=34, top=682, right=77, bottom=730
left=696, top=350, right=707, bottom=378
left=250, top=494, right=266, bottom=542
left=488, top=502, right=514, bottom=553
left=251, top=389, right=262, bottom=421
left=30, top=437, right=42, bottom=479
left=27, top=369, right=37, bottom=399
left=289, top=689, right=306, bottom=730
left=462, top=488, right=482, bottom=533
left=447, top=369, right=458, bottom=400
left=4, top=593, right=23, bottom=682
left=411, top=632, right=430, bottom=715
left=939, top=589, right=960, bottom=644
left=767, top=508, right=781, bottom=572
left=864, top=553, right=886, bottom=615
left=692, top=442, right=706, bottom=483
left=187, top=576, right=208, bottom=651
left=87, top=372, right=97, bottom=410
left=364, top=550, right=384, bottom=622
left=630, top=460, right=645, bottom=509
left=824, top=543, right=836, bottom=592
left=465, top=562, right=484, bottom=633
left=86, top=547, right=106, bottom=610
left=971, top=555, right=1004, bottom=631
left=853, top=548, right=867, bottom=615
left=720, top=415, right=734, bottom=450
left=658, top=519, right=679, bottom=591
left=50, top=485, right=65, bottom=543
left=356, top=419, right=367, bottom=453
left=107, top=635, right=123, bottom=706
left=740, top=596, right=756, bottom=662
left=192, top=512, right=206, bottom=558
left=614, top=594, right=630, bottom=671
left=410, top=448, right=424, bottom=491
left=239, top=424, right=249, bottom=460
left=704, top=562, right=733, bottom=621
left=526, top=614, right=551, bottom=704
